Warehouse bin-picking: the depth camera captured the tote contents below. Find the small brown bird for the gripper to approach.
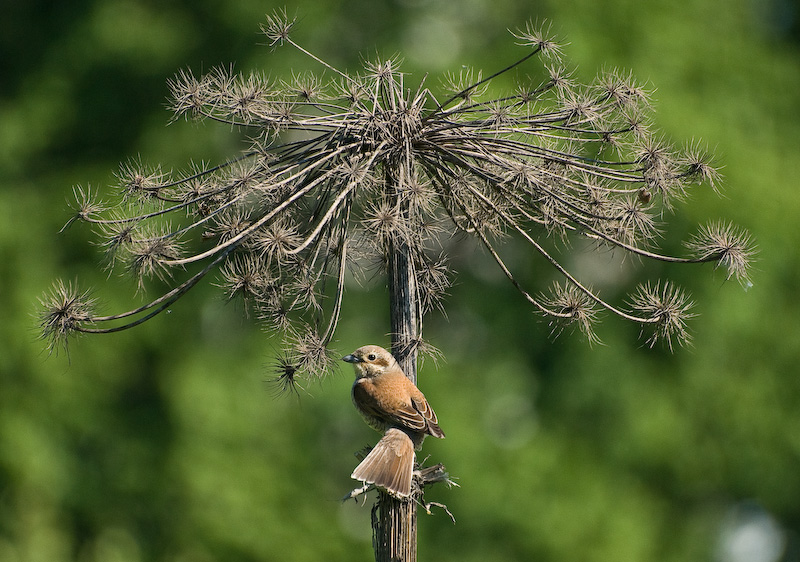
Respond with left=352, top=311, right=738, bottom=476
left=344, top=345, right=445, bottom=498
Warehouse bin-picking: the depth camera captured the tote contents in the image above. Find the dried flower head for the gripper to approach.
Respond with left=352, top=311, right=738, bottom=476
left=542, top=281, right=601, bottom=344
left=511, top=20, right=563, bottom=60
left=63, top=185, right=106, bottom=230
left=39, top=280, right=97, bottom=354
left=629, top=282, right=696, bottom=350
left=270, top=353, right=303, bottom=396
left=45, top=13, right=754, bottom=384
left=260, top=8, right=296, bottom=48
left=686, top=221, right=756, bottom=287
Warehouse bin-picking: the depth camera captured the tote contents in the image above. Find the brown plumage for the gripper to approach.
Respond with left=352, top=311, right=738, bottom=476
left=344, top=345, right=444, bottom=498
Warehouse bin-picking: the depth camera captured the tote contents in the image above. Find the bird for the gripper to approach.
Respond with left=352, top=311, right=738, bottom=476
left=343, top=345, right=445, bottom=498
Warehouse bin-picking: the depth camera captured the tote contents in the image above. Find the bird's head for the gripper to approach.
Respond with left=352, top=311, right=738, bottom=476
left=342, top=345, right=396, bottom=378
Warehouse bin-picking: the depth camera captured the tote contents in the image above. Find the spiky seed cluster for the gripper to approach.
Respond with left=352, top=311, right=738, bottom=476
left=629, top=282, right=696, bottom=351
left=43, top=12, right=754, bottom=380
left=39, top=281, right=97, bottom=353
left=542, top=282, right=601, bottom=344
left=260, top=8, right=295, bottom=48
left=685, top=221, right=755, bottom=287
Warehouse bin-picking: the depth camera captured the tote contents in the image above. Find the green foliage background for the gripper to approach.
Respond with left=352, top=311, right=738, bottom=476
left=2, top=0, right=799, bottom=561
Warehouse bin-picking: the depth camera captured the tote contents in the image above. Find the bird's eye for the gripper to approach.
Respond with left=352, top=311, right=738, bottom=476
left=367, top=353, right=376, bottom=361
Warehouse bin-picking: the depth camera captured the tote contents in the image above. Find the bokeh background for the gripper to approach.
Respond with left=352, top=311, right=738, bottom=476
left=2, top=0, right=799, bottom=561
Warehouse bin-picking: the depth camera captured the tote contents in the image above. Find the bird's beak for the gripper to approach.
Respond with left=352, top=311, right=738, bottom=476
left=342, top=354, right=360, bottom=363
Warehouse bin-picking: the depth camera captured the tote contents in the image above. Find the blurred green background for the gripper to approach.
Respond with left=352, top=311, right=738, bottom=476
left=2, top=0, right=799, bottom=561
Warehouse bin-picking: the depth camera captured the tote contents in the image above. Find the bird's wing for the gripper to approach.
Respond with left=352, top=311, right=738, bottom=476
left=391, top=401, right=428, bottom=433
left=352, top=381, right=422, bottom=432
left=411, top=396, right=445, bottom=438
left=352, top=377, right=443, bottom=437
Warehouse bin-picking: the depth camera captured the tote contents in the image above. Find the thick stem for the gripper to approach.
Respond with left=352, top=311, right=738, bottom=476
left=388, top=234, right=419, bottom=384
left=372, top=492, right=417, bottom=562
left=372, top=163, right=419, bottom=562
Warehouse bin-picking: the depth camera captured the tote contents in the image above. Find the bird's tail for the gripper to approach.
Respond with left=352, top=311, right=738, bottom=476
left=351, top=427, right=415, bottom=498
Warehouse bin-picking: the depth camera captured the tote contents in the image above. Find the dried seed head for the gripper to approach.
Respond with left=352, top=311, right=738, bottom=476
left=97, top=216, right=138, bottom=268
left=168, top=68, right=211, bottom=120
left=608, top=196, right=661, bottom=248
left=126, top=226, right=183, bottom=290
left=441, top=67, right=488, bottom=103
left=629, top=282, right=695, bottom=350
left=287, top=71, right=325, bottom=101
left=362, top=200, right=403, bottom=251
left=291, top=330, right=336, bottom=379
left=596, top=68, right=652, bottom=110
left=45, top=14, right=752, bottom=379
left=62, top=185, right=106, bottom=231
left=269, top=353, right=304, bottom=396
left=542, top=282, right=601, bottom=344
left=39, top=281, right=96, bottom=354
left=218, top=254, right=272, bottom=305
left=254, top=221, right=301, bottom=264
left=417, top=254, right=451, bottom=315
left=680, top=141, right=722, bottom=191
left=511, top=20, right=564, bottom=60
left=260, top=8, right=296, bottom=48
left=116, top=160, right=169, bottom=203
left=686, top=221, right=756, bottom=287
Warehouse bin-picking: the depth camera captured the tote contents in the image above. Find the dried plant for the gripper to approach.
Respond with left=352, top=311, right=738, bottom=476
left=41, top=11, right=754, bottom=384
